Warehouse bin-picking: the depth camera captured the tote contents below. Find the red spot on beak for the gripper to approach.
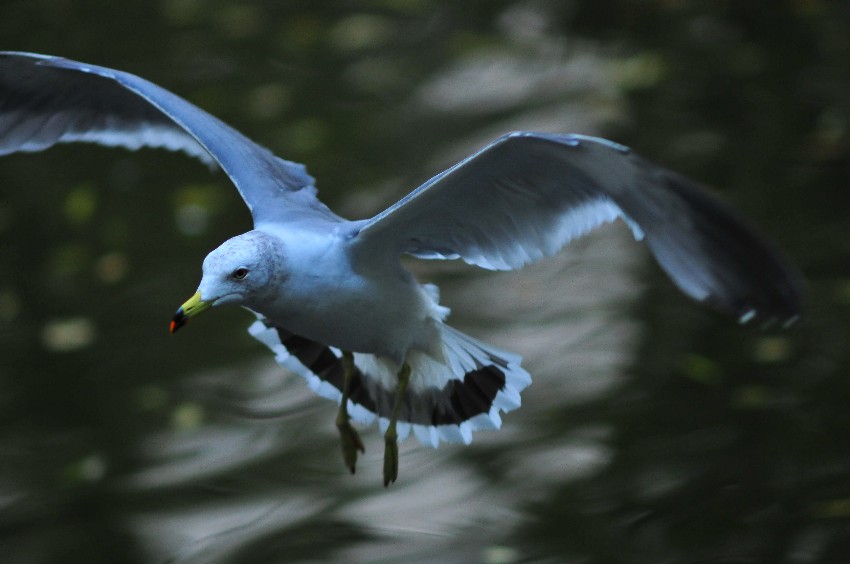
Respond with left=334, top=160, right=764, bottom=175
left=170, top=309, right=188, bottom=334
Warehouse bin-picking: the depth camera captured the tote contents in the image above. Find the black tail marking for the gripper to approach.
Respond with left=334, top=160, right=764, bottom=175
left=271, top=324, right=507, bottom=427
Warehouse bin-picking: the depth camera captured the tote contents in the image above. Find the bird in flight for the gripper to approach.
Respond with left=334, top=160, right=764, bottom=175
left=0, top=52, right=802, bottom=486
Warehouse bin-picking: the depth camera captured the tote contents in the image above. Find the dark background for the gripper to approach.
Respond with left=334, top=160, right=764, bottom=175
left=0, top=1, right=848, bottom=562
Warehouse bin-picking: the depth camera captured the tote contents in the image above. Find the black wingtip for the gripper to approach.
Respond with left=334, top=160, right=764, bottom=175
left=633, top=162, right=806, bottom=329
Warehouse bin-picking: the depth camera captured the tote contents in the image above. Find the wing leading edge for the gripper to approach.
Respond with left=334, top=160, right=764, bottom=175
left=0, top=51, right=340, bottom=226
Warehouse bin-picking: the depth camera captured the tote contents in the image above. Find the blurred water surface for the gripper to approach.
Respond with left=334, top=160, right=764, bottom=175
left=0, top=2, right=848, bottom=563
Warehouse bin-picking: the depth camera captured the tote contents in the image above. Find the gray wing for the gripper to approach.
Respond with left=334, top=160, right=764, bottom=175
left=0, top=51, right=341, bottom=226
left=353, top=132, right=803, bottom=326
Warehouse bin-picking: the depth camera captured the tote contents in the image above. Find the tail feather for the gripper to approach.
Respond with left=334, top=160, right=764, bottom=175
left=248, top=317, right=531, bottom=448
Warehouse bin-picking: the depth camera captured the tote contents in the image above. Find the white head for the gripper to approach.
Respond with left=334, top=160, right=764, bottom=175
left=170, top=230, right=285, bottom=332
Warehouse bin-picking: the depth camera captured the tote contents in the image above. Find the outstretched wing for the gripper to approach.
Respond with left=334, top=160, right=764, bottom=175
left=353, top=132, right=803, bottom=326
left=0, top=51, right=341, bottom=226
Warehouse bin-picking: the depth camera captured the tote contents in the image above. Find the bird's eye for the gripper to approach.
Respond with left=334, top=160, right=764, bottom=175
left=232, top=267, right=249, bottom=280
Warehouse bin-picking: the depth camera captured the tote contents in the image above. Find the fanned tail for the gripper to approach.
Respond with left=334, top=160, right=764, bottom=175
left=248, top=318, right=531, bottom=448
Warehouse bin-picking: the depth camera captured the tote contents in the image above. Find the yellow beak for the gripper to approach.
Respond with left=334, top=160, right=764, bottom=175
left=169, top=291, right=211, bottom=334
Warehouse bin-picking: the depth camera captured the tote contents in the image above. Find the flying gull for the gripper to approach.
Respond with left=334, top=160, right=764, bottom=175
left=0, top=52, right=803, bottom=486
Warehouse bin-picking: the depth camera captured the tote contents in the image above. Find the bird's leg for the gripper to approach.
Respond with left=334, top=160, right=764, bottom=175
left=383, top=362, right=411, bottom=487
left=336, top=351, right=364, bottom=474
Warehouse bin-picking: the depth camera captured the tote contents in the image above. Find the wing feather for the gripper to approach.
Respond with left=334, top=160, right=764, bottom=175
left=353, top=132, right=802, bottom=325
left=0, top=51, right=341, bottom=226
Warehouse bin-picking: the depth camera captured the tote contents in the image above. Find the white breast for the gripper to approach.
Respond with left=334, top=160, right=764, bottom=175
left=260, top=229, right=437, bottom=361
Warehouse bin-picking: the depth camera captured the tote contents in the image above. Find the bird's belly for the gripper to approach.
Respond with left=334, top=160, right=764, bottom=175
left=261, top=274, right=432, bottom=361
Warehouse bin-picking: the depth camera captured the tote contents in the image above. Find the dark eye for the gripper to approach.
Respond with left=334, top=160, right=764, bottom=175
left=231, top=267, right=249, bottom=280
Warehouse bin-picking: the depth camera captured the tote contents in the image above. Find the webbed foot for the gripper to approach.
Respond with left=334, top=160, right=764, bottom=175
left=382, top=362, right=410, bottom=487
left=336, top=412, right=365, bottom=474
left=336, top=351, right=364, bottom=474
left=383, top=431, right=398, bottom=486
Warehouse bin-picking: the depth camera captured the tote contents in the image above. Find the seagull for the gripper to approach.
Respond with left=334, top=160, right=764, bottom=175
left=0, top=52, right=803, bottom=486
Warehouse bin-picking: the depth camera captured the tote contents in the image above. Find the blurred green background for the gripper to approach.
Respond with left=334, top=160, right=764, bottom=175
left=0, top=1, right=848, bottom=562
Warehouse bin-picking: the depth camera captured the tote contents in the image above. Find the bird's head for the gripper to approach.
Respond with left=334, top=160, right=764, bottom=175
left=170, top=231, right=284, bottom=333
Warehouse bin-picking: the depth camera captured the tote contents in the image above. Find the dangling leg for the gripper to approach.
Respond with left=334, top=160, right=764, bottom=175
left=383, top=362, right=411, bottom=487
left=336, top=351, right=364, bottom=474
